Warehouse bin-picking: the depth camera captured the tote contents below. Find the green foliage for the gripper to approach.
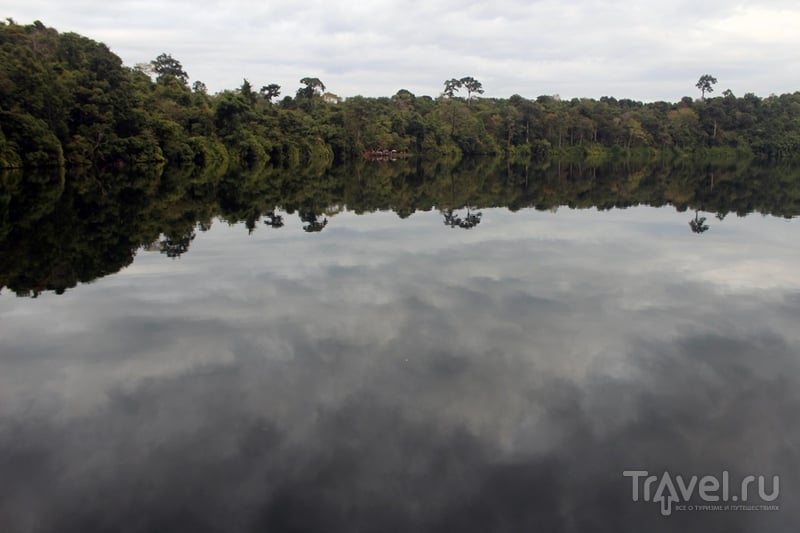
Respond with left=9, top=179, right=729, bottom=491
left=583, top=144, right=610, bottom=166
left=151, top=53, right=188, bottom=85
left=696, top=74, right=718, bottom=100
left=297, top=77, right=326, bottom=100
left=459, top=76, right=484, bottom=102
left=0, top=110, right=64, bottom=166
left=260, top=83, right=281, bottom=103
left=443, top=78, right=462, bottom=98
left=2, top=21, right=800, bottom=173
left=0, top=128, right=22, bottom=168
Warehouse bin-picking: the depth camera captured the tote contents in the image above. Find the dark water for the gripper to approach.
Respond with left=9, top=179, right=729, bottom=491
left=1, top=160, right=799, bottom=532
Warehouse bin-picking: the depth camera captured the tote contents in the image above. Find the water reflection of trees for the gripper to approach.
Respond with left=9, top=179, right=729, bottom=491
left=689, top=211, right=710, bottom=234
left=263, top=211, right=284, bottom=229
left=442, top=208, right=482, bottom=229
left=299, top=209, right=328, bottom=233
left=157, top=231, right=197, bottom=258
left=2, top=156, right=800, bottom=296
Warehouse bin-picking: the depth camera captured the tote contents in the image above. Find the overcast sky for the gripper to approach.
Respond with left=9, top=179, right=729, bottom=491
left=2, top=206, right=799, bottom=530
left=6, top=1, right=800, bottom=101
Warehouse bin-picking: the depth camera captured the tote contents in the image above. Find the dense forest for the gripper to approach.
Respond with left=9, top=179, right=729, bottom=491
left=2, top=20, right=800, bottom=171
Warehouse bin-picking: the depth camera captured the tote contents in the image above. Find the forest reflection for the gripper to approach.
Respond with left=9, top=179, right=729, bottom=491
left=1, top=156, right=799, bottom=296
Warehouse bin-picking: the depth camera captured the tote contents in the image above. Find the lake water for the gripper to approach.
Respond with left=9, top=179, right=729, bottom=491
left=1, top=160, right=798, bottom=531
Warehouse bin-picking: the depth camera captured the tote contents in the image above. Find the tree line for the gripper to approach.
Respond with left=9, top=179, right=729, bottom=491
left=2, top=20, right=800, bottom=171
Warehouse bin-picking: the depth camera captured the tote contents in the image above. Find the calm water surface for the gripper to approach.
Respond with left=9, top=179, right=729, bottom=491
left=1, top=163, right=799, bottom=532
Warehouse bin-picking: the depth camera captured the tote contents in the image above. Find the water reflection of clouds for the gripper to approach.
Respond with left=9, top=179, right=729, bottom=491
left=0, top=206, right=798, bottom=531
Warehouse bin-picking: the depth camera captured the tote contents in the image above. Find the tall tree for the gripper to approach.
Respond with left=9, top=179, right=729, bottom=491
left=443, top=78, right=462, bottom=98
left=696, top=74, right=717, bottom=101
left=151, top=53, right=188, bottom=85
left=240, top=79, right=256, bottom=106
left=459, top=76, right=484, bottom=102
left=297, top=77, right=326, bottom=99
left=260, top=83, right=281, bottom=103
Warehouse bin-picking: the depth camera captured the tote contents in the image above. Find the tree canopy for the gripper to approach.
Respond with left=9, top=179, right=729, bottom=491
left=297, top=77, right=326, bottom=99
left=459, top=76, right=484, bottom=101
left=696, top=74, right=718, bottom=101
left=151, top=53, right=189, bottom=85
left=2, top=21, right=800, bottom=171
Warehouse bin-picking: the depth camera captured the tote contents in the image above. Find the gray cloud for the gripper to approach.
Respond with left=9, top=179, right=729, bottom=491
left=1, top=292, right=797, bottom=531
left=1, top=206, right=798, bottom=531
left=6, top=0, right=800, bottom=100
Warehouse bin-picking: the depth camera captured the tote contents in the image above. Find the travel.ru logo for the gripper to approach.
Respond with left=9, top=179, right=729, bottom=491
left=623, top=470, right=780, bottom=516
